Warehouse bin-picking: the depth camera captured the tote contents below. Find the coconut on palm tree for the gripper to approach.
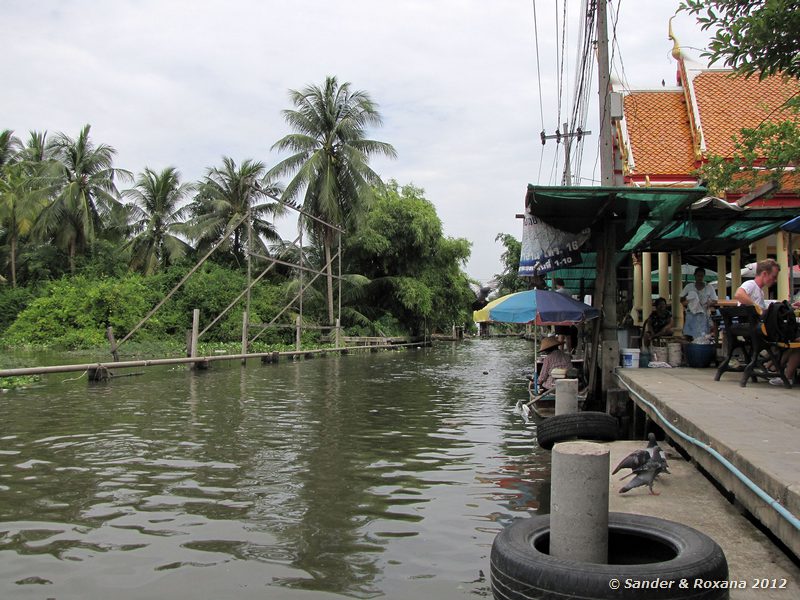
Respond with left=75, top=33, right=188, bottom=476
left=123, top=167, right=194, bottom=275
left=269, top=76, right=396, bottom=324
left=36, top=124, right=130, bottom=272
left=187, top=157, right=284, bottom=266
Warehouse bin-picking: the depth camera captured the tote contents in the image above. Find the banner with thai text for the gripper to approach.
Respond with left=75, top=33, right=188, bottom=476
left=519, top=212, right=590, bottom=276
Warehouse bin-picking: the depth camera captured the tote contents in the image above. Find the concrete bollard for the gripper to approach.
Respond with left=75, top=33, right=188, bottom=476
left=550, top=441, right=610, bottom=564
left=554, top=378, right=579, bottom=415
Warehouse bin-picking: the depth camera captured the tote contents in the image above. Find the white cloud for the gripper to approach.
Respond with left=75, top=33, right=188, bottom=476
left=2, top=0, right=711, bottom=281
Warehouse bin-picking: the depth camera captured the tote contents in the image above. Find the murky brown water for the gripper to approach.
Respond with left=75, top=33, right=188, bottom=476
left=0, top=338, right=550, bottom=599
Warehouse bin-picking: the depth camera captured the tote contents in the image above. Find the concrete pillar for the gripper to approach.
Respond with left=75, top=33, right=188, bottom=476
left=658, top=252, right=669, bottom=300
left=555, top=379, right=579, bottom=415
left=732, top=249, right=742, bottom=294
left=716, top=256, right=727, bottom=301
left=671, top=251, right=683, bottom=330
left=777, top=230, right=790, bottom=300
left=550, top=441, right=610, bottom=564
left=632, top=254, right=642, bottom=325
left=642, top=252, right=652, bottom=322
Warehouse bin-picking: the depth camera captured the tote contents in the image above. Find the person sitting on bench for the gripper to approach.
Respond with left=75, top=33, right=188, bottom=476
left=642, top=298, right=673, bottom=349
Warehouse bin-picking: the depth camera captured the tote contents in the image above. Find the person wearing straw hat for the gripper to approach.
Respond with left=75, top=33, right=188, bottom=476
left=538, top=336, right=573, bottom=391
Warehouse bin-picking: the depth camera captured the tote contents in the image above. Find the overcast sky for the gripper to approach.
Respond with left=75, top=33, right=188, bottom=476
left=3, top=0, right=714, bottom=282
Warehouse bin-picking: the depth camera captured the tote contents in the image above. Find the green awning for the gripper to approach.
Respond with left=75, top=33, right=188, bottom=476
left=525, top=186, right=796, bottom=257
left=525, top=185, right=707, bottom=253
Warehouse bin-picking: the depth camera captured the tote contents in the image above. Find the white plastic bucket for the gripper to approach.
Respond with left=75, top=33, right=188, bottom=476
left=667, top=342, right=682, bottom=367
left=621, top=348, right=640, bottom=368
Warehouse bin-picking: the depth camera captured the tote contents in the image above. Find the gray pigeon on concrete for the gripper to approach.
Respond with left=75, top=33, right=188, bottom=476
left=612, top=433, right=669, bottom=476
left=619, top=456, right=669, bottom=495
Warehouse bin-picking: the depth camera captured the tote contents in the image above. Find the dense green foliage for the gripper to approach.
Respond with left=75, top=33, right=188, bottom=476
left=680, top=0, right=800, bottom=195
left=345, top=182, right=473, bottom=335
left=0, top=78, right=475, bottom=348
left=493, top=233, right=529, bottom=296
left=680, top=0, right=800, bottom=80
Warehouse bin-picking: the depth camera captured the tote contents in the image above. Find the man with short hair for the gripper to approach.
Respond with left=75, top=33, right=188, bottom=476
left=735, top=258, right=800, bottom=385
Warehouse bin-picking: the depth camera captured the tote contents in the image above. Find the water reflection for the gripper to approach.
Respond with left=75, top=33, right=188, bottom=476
left=0, top=339, right=550, bottom=599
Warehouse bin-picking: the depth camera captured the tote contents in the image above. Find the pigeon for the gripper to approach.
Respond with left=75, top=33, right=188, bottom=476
left=619, top=455, right=670, bottom=495
left=612, top=433, right=668, bottom=476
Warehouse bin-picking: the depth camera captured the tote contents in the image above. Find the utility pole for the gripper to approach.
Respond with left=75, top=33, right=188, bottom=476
left=540, top=123, right=592, bottom=186
left=595, top=0, right=620, bottom=398
left=597, top=0, right=615, bottom=187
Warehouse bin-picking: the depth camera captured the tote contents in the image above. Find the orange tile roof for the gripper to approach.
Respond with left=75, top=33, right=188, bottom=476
left=692, top=71, right=799, bottom=157
left=623, top=91, right=696, bottom=175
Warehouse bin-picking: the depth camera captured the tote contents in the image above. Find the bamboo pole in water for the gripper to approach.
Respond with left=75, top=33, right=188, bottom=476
left=0, top=342, right=428, bottom=378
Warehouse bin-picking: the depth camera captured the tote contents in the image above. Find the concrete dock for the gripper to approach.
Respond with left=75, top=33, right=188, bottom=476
left=615, top=367, right=800, bottom=561
left=607, top=441, right=798, bottom=600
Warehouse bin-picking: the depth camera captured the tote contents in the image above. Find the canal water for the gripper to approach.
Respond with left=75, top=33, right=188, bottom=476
left=0, top=338, right=551, bottom=599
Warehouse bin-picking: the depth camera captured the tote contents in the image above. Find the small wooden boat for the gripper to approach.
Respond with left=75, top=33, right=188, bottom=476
left=518, top=369, right=588, bottom=421
left=524, top=382, right=588, bottom=420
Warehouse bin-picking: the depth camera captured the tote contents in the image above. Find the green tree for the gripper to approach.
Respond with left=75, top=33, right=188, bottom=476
left=0, top=162, right=52, bottom=286
left=37, top=125, right=131, bottom=272
left=493, top=233, right=529, bottom=296
left=270, top=76, right=397, bottom=324
left=123, top=167, right=194, bottom=275
left=188, top=157, right=284, bottom=266
left=680, top=1, right=800, bottom=194
left=679, top=1, right=800, bottom=80
left=345, top=181, right=473, bottom=335
left=0, top=130, right=22, bottom=168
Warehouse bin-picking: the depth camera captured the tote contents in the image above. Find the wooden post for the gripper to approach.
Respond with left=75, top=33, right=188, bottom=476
left=671, top=251, right=683, bottom=331
left=295, top=315, right=301, bottom=351
left=106, top=327, right=119, bottom=362
left=717, top=256, right=727, bottom=301
left=658, top=252, right=669, bottom=300
left=732, top=249, right=742, bottom=295
left=190, top=308, right=200, bottom=369
left=241, top=310, right=248, bottom=365
left=642, top=252, right=652, bottom=322
left=335, top=318, right=341, bottom=348
left=777, top=230, right=790, bottom=300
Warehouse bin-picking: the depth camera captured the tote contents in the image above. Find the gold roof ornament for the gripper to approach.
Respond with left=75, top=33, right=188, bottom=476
left=668, top=16, right=682, bottom=60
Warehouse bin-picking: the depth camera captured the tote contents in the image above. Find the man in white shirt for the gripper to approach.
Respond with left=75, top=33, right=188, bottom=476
left=734, top=258, right=800, bottom=385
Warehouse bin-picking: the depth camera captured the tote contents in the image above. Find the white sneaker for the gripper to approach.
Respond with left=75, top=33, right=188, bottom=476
left=769, top=377, right=784, bottom=386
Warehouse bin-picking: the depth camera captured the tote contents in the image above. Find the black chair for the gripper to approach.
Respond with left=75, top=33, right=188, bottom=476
left=714, top=306, right=791, bottom=388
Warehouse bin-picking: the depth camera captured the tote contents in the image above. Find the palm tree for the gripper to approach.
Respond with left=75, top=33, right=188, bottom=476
left=0, top=162, right=51, bottom=286
left=122, top=167, right=194, bottom=275
left=269, top=76, right=396, bottom=324
left=188, top=157, right=284, bottom=265
left=0, top=130, right=22, bottom=168
left=37, top=124, right=130, bottom=272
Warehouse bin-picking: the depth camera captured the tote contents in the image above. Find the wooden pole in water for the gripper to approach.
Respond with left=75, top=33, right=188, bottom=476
left=107, top=327, right=119, bottom=362
left=241, top=310, right=249, bottom=366
left=335, top=318, right=341, bottom=348
left=295, top=315, right=301, bottom=351
left=191, top=309, right=200, bottom=369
